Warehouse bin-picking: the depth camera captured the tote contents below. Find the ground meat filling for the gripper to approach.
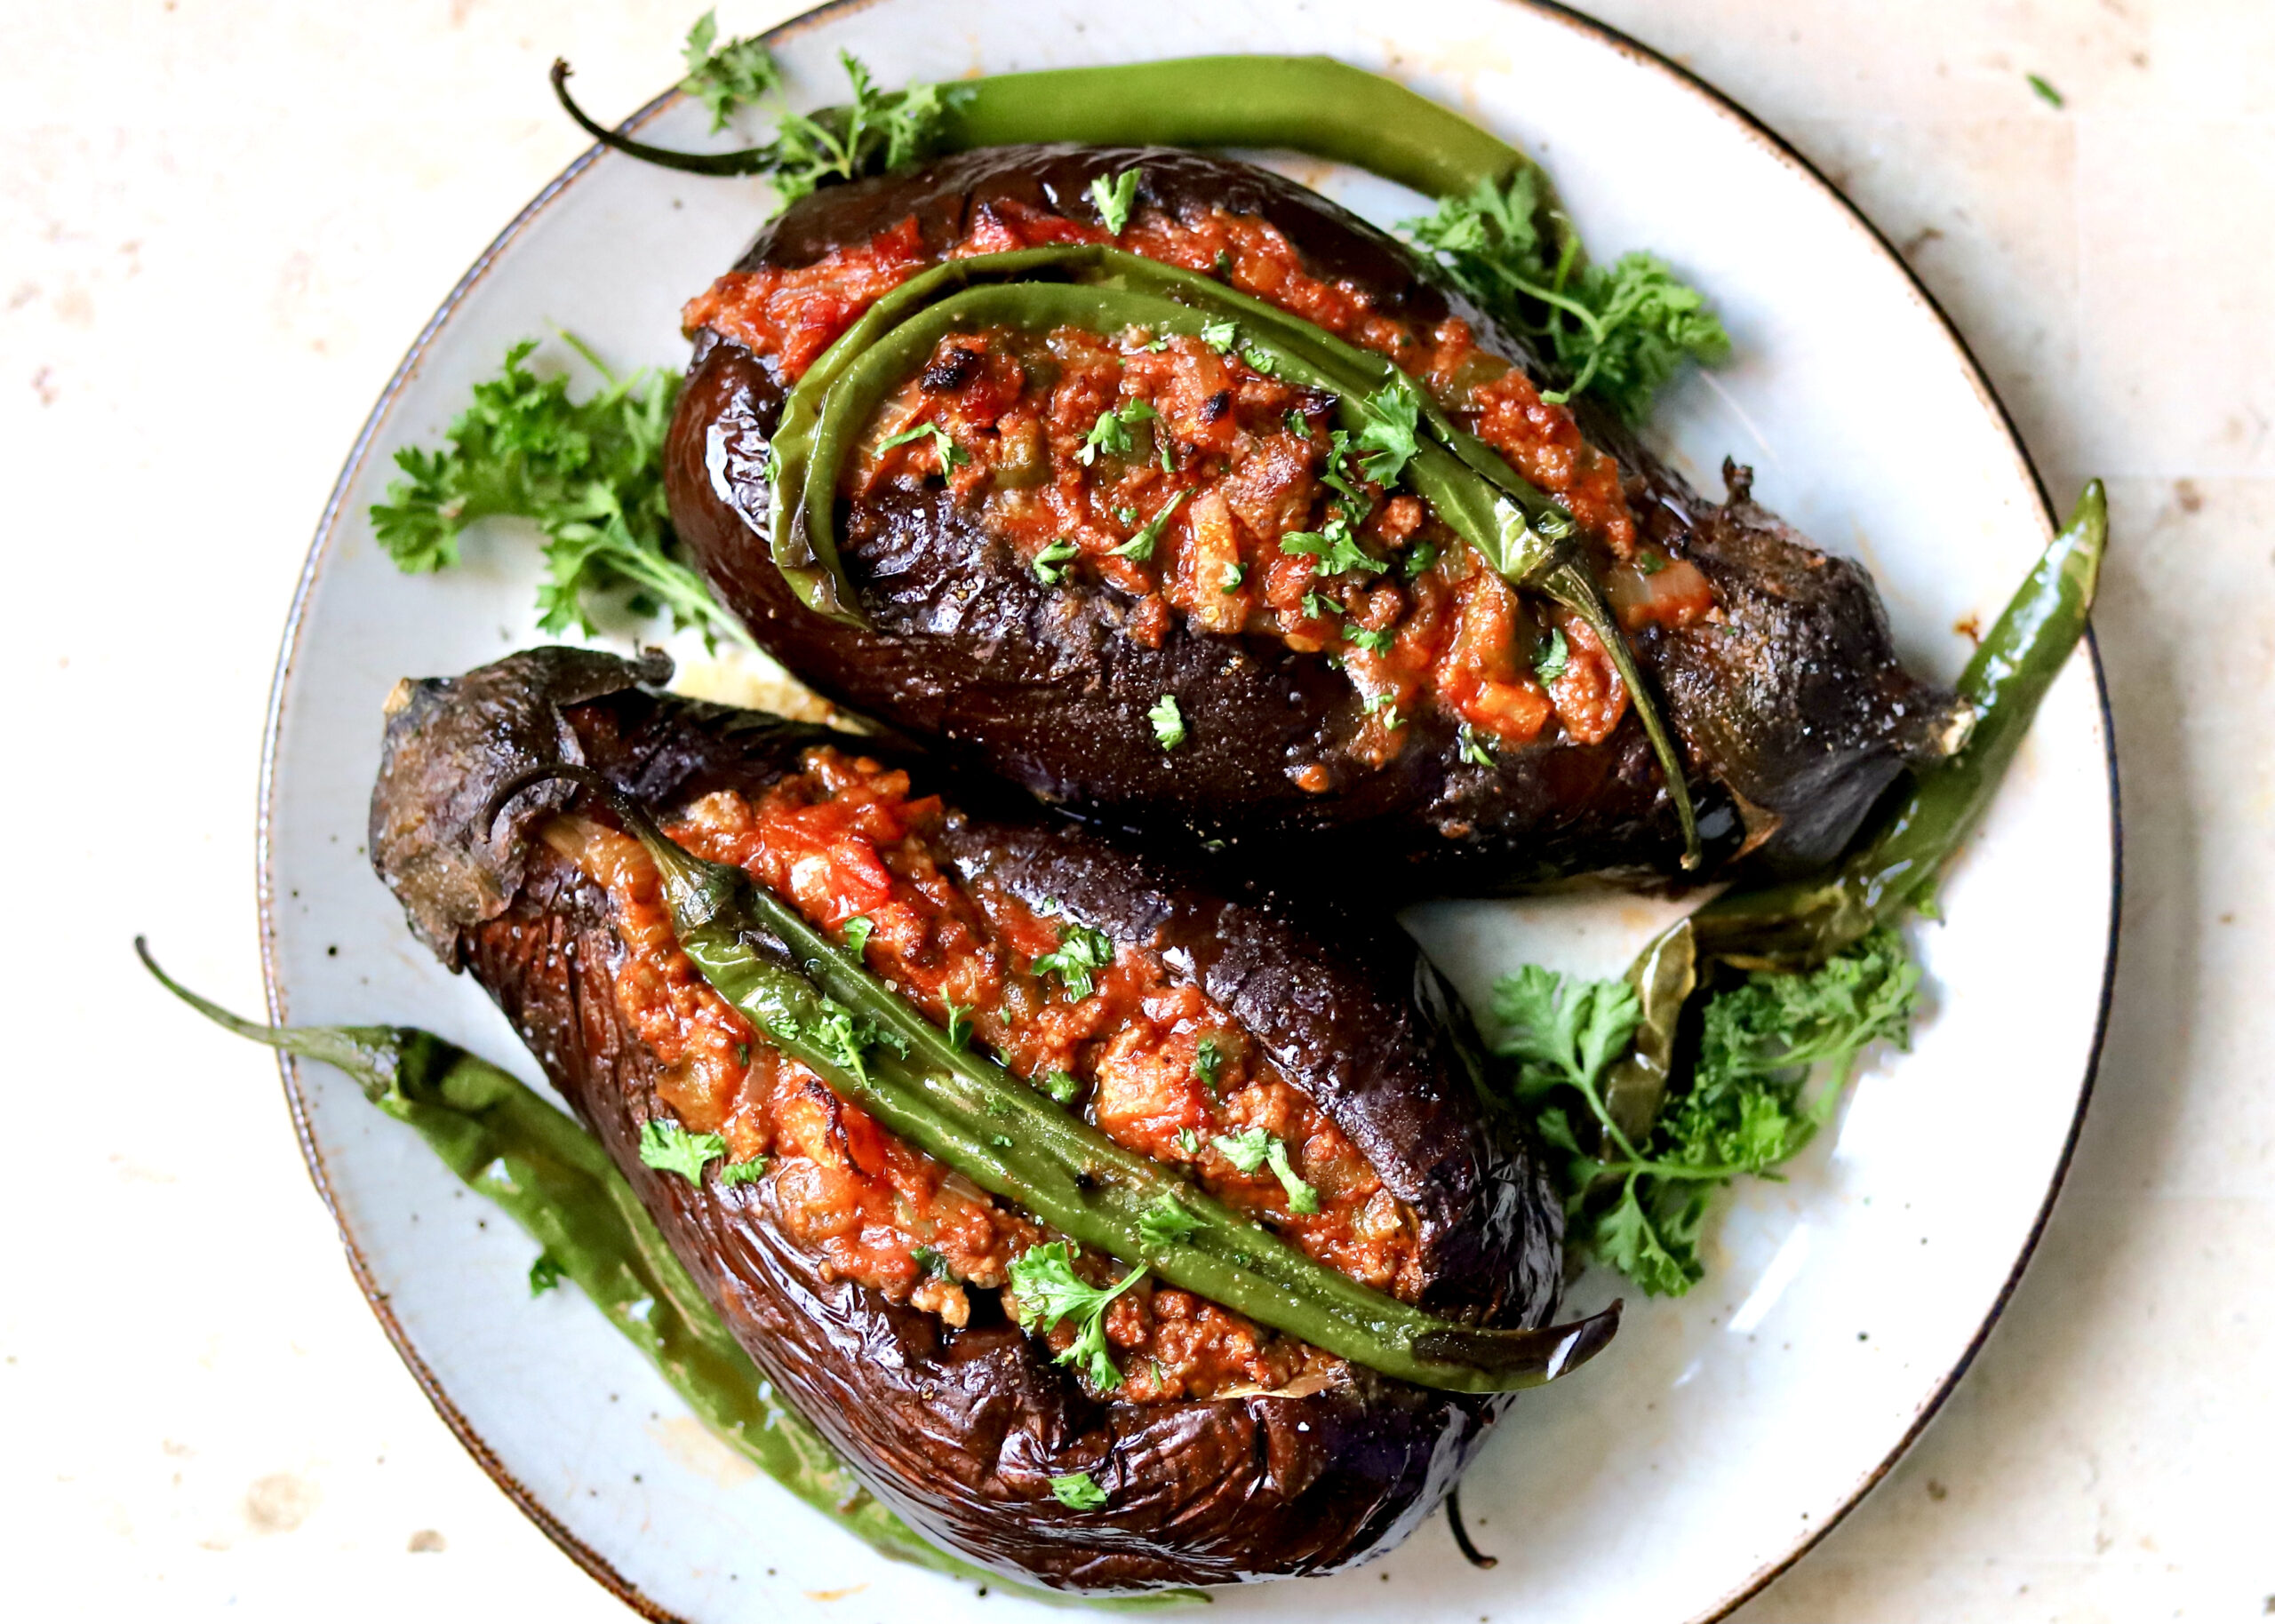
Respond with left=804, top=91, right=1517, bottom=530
left=685, top=198, right=1716, bottom=753
left=547, top=745, right=1415, bottom=1401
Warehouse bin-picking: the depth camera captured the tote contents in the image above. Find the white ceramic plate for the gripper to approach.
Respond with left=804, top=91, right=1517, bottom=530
left=257, top=2, right=2119, bottom=1620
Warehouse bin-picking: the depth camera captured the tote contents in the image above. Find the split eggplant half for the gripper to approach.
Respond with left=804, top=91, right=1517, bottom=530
left=665, top=145, right=1971, bottom=889
left=368, top=646, right=1570, bottom=1592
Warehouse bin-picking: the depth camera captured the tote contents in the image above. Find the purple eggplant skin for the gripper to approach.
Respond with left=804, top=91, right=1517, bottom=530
left=667, top=144, right=1971, bottom=891
left=368, top=646, right=1564, bottom=1593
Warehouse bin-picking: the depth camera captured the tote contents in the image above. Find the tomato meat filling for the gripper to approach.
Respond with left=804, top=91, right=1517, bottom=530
left=548, top=745, right=1417, bottom=1400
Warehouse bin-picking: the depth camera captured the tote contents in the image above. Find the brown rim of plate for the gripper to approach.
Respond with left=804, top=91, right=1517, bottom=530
left=254, top=3, right=2124, bottom=1619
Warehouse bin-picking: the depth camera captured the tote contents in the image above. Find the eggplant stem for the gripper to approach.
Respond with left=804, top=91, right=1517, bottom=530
left=1445, top=1485, right=1500, bottom=1569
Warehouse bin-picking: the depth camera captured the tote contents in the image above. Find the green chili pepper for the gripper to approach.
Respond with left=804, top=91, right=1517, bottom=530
left=132, top=940, right=1130, bottom=1599
left=555, top=53, right=1557, bottom=248
left=1690, top=481, right=2108, bottom=971
left=488, top=764, right=1618, bottom=1394
left=775, top=244, right=1701, bottom=863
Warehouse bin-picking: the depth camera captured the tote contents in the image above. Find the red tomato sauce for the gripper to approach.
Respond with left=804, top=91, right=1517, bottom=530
left=547, top=746, right=1418, bottom=1399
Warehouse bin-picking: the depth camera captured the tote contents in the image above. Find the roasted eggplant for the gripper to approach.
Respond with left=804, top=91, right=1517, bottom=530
left=369, top=646, right=1564, bottom=1592
left=665, top=145, right=1969, bottom=888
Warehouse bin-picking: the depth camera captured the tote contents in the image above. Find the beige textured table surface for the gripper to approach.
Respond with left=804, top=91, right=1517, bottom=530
left=4, top=2, right=2268, bottom=1618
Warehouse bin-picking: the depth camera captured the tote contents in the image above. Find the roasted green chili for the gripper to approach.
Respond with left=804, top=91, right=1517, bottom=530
left=554, top=53, right=1558, bottom=249
left=773, top=243, right=1701, bottom=863
left=488, top=764, right=1618, bottom=1394
left=132, top=940, right=1150, bottom=1601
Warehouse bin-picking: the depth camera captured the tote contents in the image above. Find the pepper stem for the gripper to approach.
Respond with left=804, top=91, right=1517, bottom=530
left=483, top=761, right=744, bottom=930
left=550, top=60, right=775, bottom=177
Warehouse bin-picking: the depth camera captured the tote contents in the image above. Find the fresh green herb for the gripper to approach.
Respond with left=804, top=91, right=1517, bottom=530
left=1496, top=929, right=1918, bottom=1295
left=1032, top=537, right=1081, bottom=585
left=1347, top=625, right=1394, bottom=655
left=1201, top=319, right=1241, bottom=354
left=773, top=1000, right=906, bottom=1085
left=1176, top=1127, right=1202, bottom=1157
left=1147, top=693, right=1186, bottom=751
left=1457, top=723, right=1496, bottom=768
left=1351, top=374, right=1423, bottom=486
left=1402, top=170, right=1729, bottom=426
left=1078, top=399, right=1158, bottom=466
left=1401, top=537, right=1439, bottom=579
left=1192, top=1037, right=1224, bottom=1091
left=1212, top=249, right=1234, bottom=278
left=1009, top=1242, right=1148, bottom=1389
left=677, top=10, right=783, bottom=132
left=735, top=1042, right=751, bottom=1066
left=762, top=52, right=968, bottom=211
left=371, top=338, right=748, bottom=648
left=1241, top=346, right=1279, bottom=376
left=1284, top=409, right=1311, bottom=437
left=715, top=1157, right=769, bottom=1187
left=1050, top=1470, right=1109, bottom=1510
left=1281, top=523, right=1385, bottom=577
left=1041, top=1070, right=1083, bottom=1105
left=841, top=915, right=874, bottom=956
left=1302, top=589, right=1342, bottom=620
left=2028, top=73, right=2065, bottom=108
left=1138, top=1193, right=1204, bottom=1248
left=1265, top=1141, right=1321, bottom=1214
left=1033, top=920, right=1115, bottom=1001
left=1114, top=505, right=1139, bottom=527
left=1159, top=437, right=1176, bottom=474
left=943, top=1003, right=972, bottom=1050
left=1637, top=551, right=1667, bottom=576
left=1115, top=488, right=1188, bottom=561
left=1365, top=691, right=1404, bottom=728
left=528, top=1252, right=566, bottom=1296
left=1090, top=169, right=1141, bottom=235
left=878, top=418, right=966, bottom=472
left=1218, top=561, right=1246, bottom=593
left=1210, top=1126, right=1273, bottom=1173
left=1534, top=626, right=1570, bottom=683
left=911, top=1246, right=954, bottom=1280
left=638, top=1118, right=728, bottom=1185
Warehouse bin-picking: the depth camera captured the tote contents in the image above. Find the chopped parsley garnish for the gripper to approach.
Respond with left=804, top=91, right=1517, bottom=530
left=1281, top=523, right=1385, bottom=577
left=1201, top=319, right=1241, bottom=354
left=527, top=1252, right=566, bottom=1296
left=1138, top=1193, right=1203, bottom=1248
left=1638, top=551, right=1667, bottom=576
left=1192, top=1037, right=1224, bottom=1091
left=1302, top=589, right=1341, bottom=620
left=1009, top=1242, right=1148, bottom=1389
left=1147, top=693, right=1186, bottom=751
left=878, top=419, right=967, bottom=473
left=1493, top=929, right=1919, bottom=1295
left=1041, top=1070, right=1084, bottom=1105
left=715, top=1157, right=768, bottom=1187
left=1365, top=692, right=1405, bottom=728
left=638, top=1118, right=727, bottom=1185
left=1033, top=920, right=1115, bottom=1001
left=911, top=1246, right=954, bottom=1280
left=1458, top=723, right=1496, bottom=768
left=1401, top=537, right=1440, bottom=578
left=943, top=1002, right=972, bottom=1049
left=1284, top=409, right=1311, bottom=437
left=1534, top=626, right=1570, bottom=684
left=772, top=1000, right=906, bottom=1085
left=1078, top=399, right=1157, bottom=466
left=841, top=915, right=874, bottom=955
left=1401, top=169, right=1729, bottom=425
left=1347, top=625, right=1394, bottom=655
left=1032, top=537, right=1081, bottom=585
left=1209, top=1128, right=1317, bottom=1213
left=1176, top=1127, right=1203, bottom=1157
left=1050, top=1470, right=1109, bottom=1510
left=371, top=337, right=746, bottom=649
left=1115, top=488, right=1188, bottom=561
left=677, top=10, right=783, bottom=131
left=1351, top=374, right=1423, bottom=486
left=1241, top=346, right=1279, bottom=376
left=1090, top=169, right=1141, bottom=235
left=2027, top=73, right=2064, bottom=108
left=1218, top=561, right=1246, bottom=593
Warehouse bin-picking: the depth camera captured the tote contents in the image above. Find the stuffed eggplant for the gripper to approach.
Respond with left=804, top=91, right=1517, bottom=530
left=368, top=646, right=1577, bottom=1592
left=663, top=143, right=1970, bottom=888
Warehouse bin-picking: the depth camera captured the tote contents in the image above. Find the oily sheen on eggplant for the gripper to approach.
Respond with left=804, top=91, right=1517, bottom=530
left=368, top=647, right=1563, bottom=1592
left=667, top=145, right=1971, bottom=888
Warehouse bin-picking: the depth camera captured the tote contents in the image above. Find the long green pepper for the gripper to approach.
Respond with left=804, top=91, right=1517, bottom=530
left=484, top=763, right=1617, bottom=1395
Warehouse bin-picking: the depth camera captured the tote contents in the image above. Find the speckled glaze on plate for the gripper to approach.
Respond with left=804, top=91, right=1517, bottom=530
left=255, top=2, right=2119, bottom=1620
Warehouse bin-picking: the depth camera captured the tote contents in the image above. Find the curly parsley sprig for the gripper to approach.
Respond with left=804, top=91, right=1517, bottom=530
left=1494, top=928, right=1919, bottom=1296
left=371, top=336, right=753, bottom=650
left=1401, top=170, right=1729, bottom=426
